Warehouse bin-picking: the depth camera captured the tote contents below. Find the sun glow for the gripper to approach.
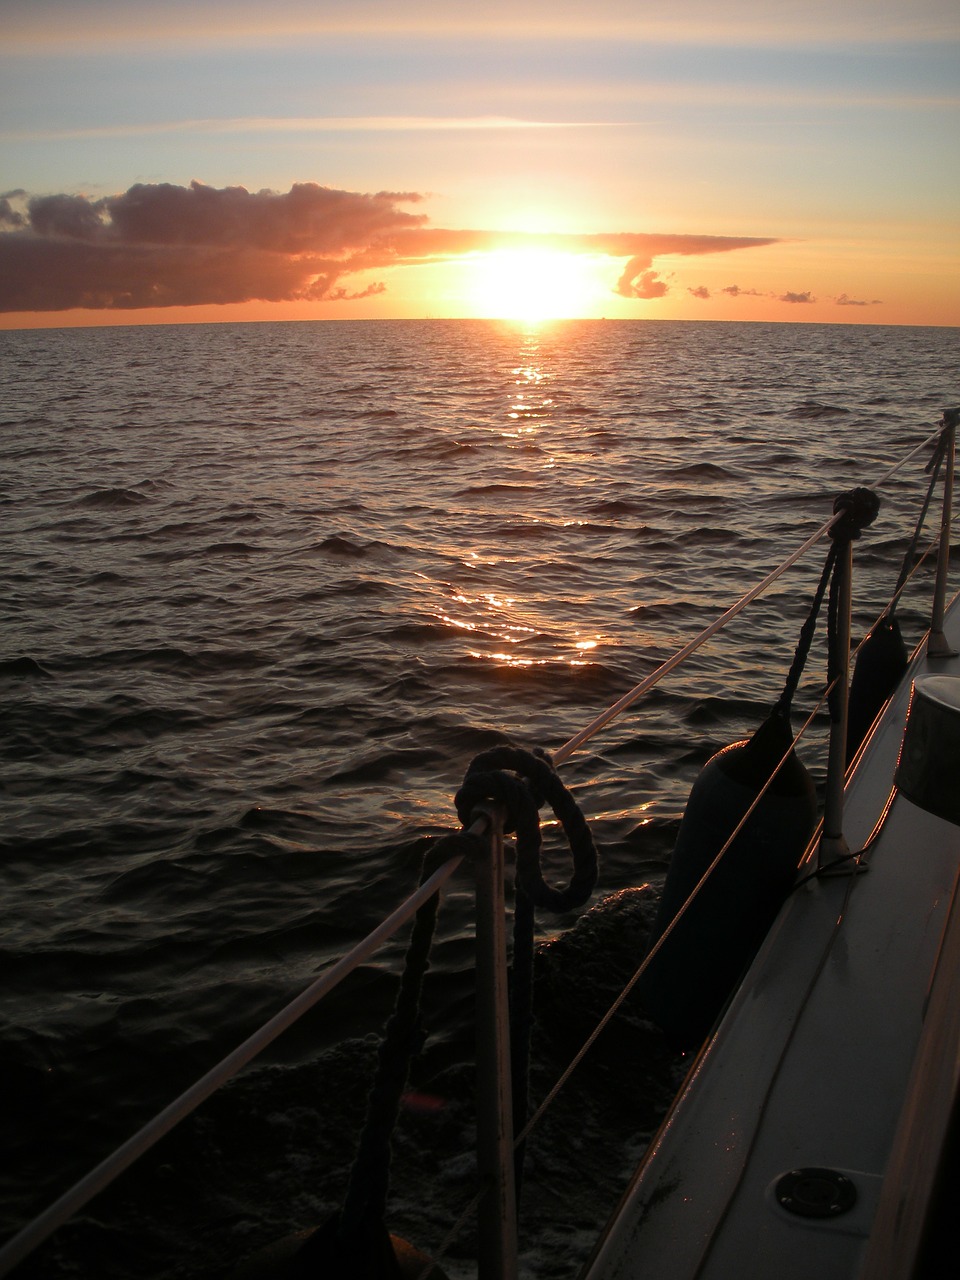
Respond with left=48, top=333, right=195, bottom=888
left=466, top=248, right=603, bottom=321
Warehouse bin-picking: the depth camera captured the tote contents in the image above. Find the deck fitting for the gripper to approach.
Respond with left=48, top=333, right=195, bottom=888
left=775, top=1168, right=858, bottom=1219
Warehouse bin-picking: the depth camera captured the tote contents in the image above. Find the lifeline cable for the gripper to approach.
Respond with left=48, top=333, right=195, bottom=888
left=555, top=425, right=944, bottom=767
left=0, top=837, right=476, bottom=1280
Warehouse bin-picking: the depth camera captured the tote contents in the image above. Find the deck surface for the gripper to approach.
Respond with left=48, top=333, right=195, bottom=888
left=584, top=598, right=960, bottom=1280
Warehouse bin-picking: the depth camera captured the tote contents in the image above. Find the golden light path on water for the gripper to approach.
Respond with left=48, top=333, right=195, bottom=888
left=432, top=323, right=615, bottom=673
left=438, top=586, right=607, bottom=669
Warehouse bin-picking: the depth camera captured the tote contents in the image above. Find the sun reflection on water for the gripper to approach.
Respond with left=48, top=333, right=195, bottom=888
left=502, top=330, right=554, bottom=437
left=437, top=581, right=611, bottom=670
left=431, top=326, right=613, bottom=671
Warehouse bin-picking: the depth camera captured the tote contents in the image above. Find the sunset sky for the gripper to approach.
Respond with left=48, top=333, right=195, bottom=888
left=2, top=0, right=957, bottom=328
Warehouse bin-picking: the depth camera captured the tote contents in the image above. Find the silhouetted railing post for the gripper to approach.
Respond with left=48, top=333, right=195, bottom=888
left=929, top=408, right=958, bottom=658
left=819, top=537, right=854, bottom=870
left=473, top=802, right=519, bottom=1280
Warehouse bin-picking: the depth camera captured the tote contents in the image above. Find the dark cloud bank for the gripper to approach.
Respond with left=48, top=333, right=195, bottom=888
left=1, top=179, right=786, bottom=313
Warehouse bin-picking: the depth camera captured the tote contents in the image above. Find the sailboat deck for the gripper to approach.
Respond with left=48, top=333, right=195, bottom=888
left=585, top=599, right=960, bottom=1280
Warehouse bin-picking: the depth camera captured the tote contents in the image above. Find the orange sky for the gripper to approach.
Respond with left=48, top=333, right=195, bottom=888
left=2, top=1, right=958, bottom=328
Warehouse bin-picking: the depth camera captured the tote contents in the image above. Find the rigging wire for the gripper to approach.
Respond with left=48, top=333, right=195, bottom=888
left=554, top=423, right=945, bottom=766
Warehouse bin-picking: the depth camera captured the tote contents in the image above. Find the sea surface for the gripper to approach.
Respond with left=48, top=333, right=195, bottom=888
left=1, top=318, right=957, bottom=1278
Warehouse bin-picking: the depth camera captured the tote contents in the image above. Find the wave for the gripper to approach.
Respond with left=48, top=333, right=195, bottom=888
left=203, top=541, right=262, bottom=555
left=584, top=497, right=648, bottom=516
left=661, top=462, right=742, bottom=481
left=401, top=438, right=479, bottom=459
left=71, top=487, right=151, bottom=509
left=455, top=480, right=541, bottom=495
left=670, top=525, right=749, bottom=547
left=787, top=400, right=852, bottom=419
left=315, top=534, right=390, bottom=558
left=0, top=655, right=52, bottom=678
left=323, top=746, right=444, bottom=786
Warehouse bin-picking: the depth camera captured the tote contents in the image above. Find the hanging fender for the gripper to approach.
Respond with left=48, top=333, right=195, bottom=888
left=637, top=712, right=817, bottom=1051
left=846, top=615, right=908, bottom=763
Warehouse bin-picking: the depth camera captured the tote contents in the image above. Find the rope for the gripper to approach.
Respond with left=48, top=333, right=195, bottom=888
left=829, top=485, right=881, bottom=543
left=553, top=511, right=843, bottom=766
left=339, top=836, right=474, bottom=1238
left=886, top=430, right=948, bottom=618
left=774, top=542, right=837, bottom=722
left=456, top=745, right=599, bottom=913
left=0, top=842, right=473, bottom=1280
left=455, top=745, right=599, bottom=1204
left=826, top=488, right=880, bottom=721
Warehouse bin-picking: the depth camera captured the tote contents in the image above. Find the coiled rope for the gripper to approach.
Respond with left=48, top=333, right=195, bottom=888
left=455, top=745, right=599, bottom=1200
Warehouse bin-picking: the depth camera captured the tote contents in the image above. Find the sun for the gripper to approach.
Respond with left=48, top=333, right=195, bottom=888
left=466, top=248, right=602, bottom=322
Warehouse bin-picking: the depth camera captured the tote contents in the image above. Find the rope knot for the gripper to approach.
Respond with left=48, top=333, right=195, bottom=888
left=830, top=486, right=880, bottom=541
left=454, top=766, right=539, bottom=842
left=455, top=744, right=598, bottom=913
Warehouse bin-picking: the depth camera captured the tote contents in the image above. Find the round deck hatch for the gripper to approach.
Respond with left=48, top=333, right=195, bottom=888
left=895, top=675, right=960, bottom=826
left=775, top=1167, right=857, bottom=1218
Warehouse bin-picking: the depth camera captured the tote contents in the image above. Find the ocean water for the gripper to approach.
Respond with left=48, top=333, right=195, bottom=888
left=1, top=318, right=957, bottom=1278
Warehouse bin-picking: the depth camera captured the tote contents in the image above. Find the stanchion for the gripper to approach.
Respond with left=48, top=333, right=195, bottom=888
left=929, top=408, right=958, bottom=658
left=820, top=537, right=854, bottom=871
left=472, top=801, right=519, bottom=1280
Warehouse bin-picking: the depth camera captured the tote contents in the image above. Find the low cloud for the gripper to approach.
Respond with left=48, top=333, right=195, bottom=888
left=779, top=290, right=816, bottom=304
left=618, top=264, right=670, bottom=299
left=835, top=292, right=882, bottom=306
left=611, top=234, right=775, bottom=300
left=0, top=181, right=426, bottom=311
left=0, top=191, right=27, bottom=230
left=688, top=285, right=710, bottom=299
left=0, top=180, right=780, bottom=313
left=722, top=283, right=765, bottom=297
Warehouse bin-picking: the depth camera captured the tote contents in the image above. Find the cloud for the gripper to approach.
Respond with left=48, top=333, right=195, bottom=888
left=8, top=1, right=954, bottom=54
left=835, top=292, right=882, bottom=306
left=0, top=181, right=427, bottom=311
left=779, top=290, right=816, bottom=303
left=607, top=234, right=776, bottom=300
left=0, top=192, right=27, bottom=230
left=0, top=180, right=780, bottom=313
left=722, top=284, right=765, bottom=297
left=618, top=267, right=669, bottom=299
left=688, top=285, right=710, bottom=299
left=3, top=116, right=607, bottom=143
